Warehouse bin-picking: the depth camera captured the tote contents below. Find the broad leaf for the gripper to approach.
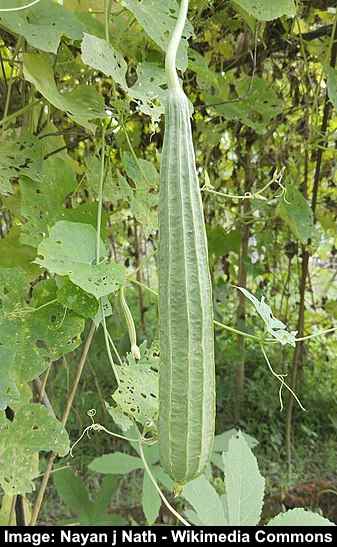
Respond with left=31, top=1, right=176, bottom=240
left=0, top=134, right=44, bottom=196
left=23, top=52, right=106, bottom=130
left=224, top=431, right=265, bottom=525
left=81, top=33, right=128, bottom=89
left=183, top=475, right=226, bottom=525
left=121, top=0, right=193, bottom=71
left=35, top=221, right=126, bottom=299
left=0, top=268, right=84, bottom=408
left=54, top=468, right=93, bottom=521
left=232, top=0, right=296, bottom=21
left=142, top=472, right=161, bottom=525
left=0, top=0, right=83, bottom=54
left=0, top=404, right=69, bottom=495
left=20, top=157, right=77, bottom=247
left=211, top=428, right=258, bottom=470
left=89, top=453, right=143, bottom=475
left=268, top=508, right=334, bottom=526
left=209, top=77, right=282, bottom=134
left=56, top=278, right=99, bottom=319
left=277, top=185, right=314, bottom=244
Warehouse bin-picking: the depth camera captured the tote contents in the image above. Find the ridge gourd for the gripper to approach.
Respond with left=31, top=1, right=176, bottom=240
left=159, top=0, right=215, bottom=484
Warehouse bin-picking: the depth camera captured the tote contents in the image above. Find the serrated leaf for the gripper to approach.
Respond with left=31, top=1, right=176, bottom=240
left=142, top=471, right=161, bottom=525
left=23, top=52, right=106, bottom=131
left=121, top=0, right=193, bottom=71
left=267, top=508, right=334, bottom=526
left=109, top=343, right=159, bottom=429
left=214, top=428, right=258, bottom=452
left=277, top=185, right=314, bottom=244
left=232, top=0, right=296, bottom=21
left=89, top=452, right=143, bottom=475
left=0, top=0, right=84, bottom=54
left=0, top=404, right=69, bottom=495
left=224, top=431, right=265, bottom=525
left=236, top=287, right=297, bottom=346
left=183, top=475, right=226, bottom=525
left=35, top=221, right=126, bottom=299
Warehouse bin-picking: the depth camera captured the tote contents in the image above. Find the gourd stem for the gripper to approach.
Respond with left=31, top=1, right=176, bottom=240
left=165, top=0, right=189, bottom=92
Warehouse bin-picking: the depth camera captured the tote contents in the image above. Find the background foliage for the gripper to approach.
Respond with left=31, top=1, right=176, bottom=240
left=0, top=0, right=337, bottom=526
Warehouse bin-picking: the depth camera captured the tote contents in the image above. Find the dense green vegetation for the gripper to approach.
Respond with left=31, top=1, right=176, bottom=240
left=0, top=0, right=337, bottom=526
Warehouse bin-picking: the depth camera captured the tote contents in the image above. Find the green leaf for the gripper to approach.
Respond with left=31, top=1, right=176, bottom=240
left=0, top=403, right=69, bottom=495
left=35, top=221, right=126, bottom=299
left=0, top=228, right=37, bottom=272
left=129, top=63, right=167, bottom=122
left=121, top=151, right=159, bottom=233
left=277, top=184, right=314, bottom=243
left=89, top=452, right=143, bottom=475
left=92, top=475, right=120, bottom=520
left=0, top=134, right=44, bottom=196
left=57, top=278, right=99, bottom=319
left=224, top=431, right=265, bottom=525
left=54, top=468, right=93, bottom=521
left=142, top=471, right=161, bottom=525
left=327, top=66, right=337, bottom=109
left=267, top=508, right=335, bottom=526
left=121, top=0, right=193, bottom=71
left=0, top=268, right=84, bottom=408
left=183, top=475, right=226, bottom=525
left=236, top=287, right=297, bottom=346
left=232, top=0, right=296, bottom=21
left=211, top=428, right=258, bottom=469
left=81, top=33, right=128, bottom=89
left=210, top=77, right=282, bottom=134
left=207, top=227, right=241, bottom=257
left=23, top=52, right=106, bottom=130
left=20, top=157, right=77, bottom=247
left=108, top=343, right=159, bottom=431
left=0, top=0, right=84, bottom=54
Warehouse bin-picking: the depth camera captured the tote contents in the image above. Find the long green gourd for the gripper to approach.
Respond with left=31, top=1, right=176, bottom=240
left=159, top=0, right=215, bottom=484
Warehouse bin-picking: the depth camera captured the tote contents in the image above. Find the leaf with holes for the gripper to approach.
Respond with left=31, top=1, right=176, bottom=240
left=121, top=0, right=193, bottom=71
left=129, top=63, right=167, bottom=122
left=23, top=52, right=106, bottom=131
left=0, top=134, right=44, bottom=196
left=232, top=0, right=296, bottom=21
left=81, top=33, right=128, bottom=89
left=0, top=268, right=85, bottom=409
left=20, top=157, right=77, bottom=247
left=107, top=343, right=159, bottom=432
left=35, top=221, right=126, bottom=299
left=0, top=0, right=84, bottom=54
left=122, top=151, right=159, bottom=233
left=0, top=403, right=69, bottom=495
left=56, top=278, right=99, bottom=319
